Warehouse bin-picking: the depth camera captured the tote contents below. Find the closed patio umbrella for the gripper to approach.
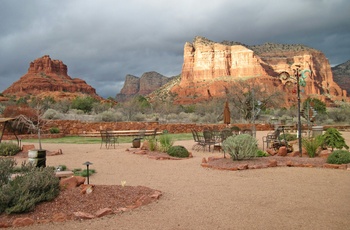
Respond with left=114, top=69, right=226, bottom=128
left=223, top=101, right=231, bottom=125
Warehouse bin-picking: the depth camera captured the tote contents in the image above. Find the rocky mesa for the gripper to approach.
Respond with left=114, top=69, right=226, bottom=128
left=169, top=36, right=348, bottom=105
left=2, top=55, right=103, bottom=101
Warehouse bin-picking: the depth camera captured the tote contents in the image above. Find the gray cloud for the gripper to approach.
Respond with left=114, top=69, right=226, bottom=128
left=1, top=0, right=349, bottom=98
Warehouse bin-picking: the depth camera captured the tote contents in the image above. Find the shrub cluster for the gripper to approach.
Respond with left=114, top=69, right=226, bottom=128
left=0, top=159, right=60, bottom=214
left=326, top=150, right=350, bottom=164
left=167, top=145, right=189, bottom=158
left=0, top=142, right=21, bottom=156
left=222, top=134, right=258, bottom=160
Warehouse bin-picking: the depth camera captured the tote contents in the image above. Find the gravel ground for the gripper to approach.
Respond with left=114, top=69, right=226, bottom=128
left=8, top=131, right=350, bottom=230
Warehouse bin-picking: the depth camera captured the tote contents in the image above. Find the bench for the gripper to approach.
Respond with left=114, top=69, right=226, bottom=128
left=79, top=129, right=162, bottom=138
left=55, top=171, right=74, bottom=179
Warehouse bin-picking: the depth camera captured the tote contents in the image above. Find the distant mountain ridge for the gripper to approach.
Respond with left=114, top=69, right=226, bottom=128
left=332, top=60, right=350, bottom=96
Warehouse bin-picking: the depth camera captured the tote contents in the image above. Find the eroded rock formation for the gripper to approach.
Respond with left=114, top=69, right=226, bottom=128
left=2, top=55, right=103, bottom=101
left=332, top=60, right=350, bottom=96
left=170, top=36, right=348, bottom=105
left=116, top=71, right=172, bottom=102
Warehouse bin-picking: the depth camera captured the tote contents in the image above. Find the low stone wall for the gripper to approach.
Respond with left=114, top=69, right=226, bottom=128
left=43, top=120, right=274, bottom=135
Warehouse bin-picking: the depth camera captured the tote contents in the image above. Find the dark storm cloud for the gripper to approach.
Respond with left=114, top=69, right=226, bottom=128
left=1, top=0, right=349, bottom=98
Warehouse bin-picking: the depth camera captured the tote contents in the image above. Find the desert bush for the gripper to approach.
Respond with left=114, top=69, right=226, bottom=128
left=279, top=133, right=297, bottom=141
left=0, top=142, right=21, bottom=156
left=148, top=137, right=158, bottom=151
left=43, top=109, right=63, bottom=120
left=73, top=168, right=96, bottom=177
left=0, top=158, right=16, bottom=187
left=256, top=149, right=269, bottom=157
left=159, top=133, right=174, bottom=152
left=322, top=128, right=349, bottom=151
left=167, top=145, right=189, bottom=158
left=222, top=134, right=258, bottom=160
left=302, top=136, right=323, bottom=158
left=99, top=110, right=118, bottom=122
left=71, top=96, right=97, bottom=113
left=326, top=150, right=350, bottom=164
left=49, top=127, right=60, bottom=134
left=0, top=166, right=60, bottom=214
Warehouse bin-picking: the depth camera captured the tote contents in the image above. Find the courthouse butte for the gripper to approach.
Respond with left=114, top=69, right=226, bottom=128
left=169, top=36, right=348, bottom=106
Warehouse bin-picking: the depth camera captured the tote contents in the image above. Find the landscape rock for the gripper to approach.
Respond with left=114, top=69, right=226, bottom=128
left=73, top=211, right=95, bottom=219
left=277, top=146, right=288, bottom=156
left=60, top=176, right=85, bottom=189
left=52, top=212, right=68, bottom=222
left=95, top=208, right=113, bottom=218
left=12, top=217, right=34, bottom=227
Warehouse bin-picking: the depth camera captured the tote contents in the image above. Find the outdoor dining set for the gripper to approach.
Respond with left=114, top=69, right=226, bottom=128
left=191, top=127, right=253, bottom=156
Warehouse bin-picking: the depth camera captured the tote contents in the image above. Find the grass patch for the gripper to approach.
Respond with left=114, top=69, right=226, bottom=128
left=21, top=133, right=193, bottom=144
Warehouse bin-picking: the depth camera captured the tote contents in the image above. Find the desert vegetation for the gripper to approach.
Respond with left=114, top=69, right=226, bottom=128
left=1, top=85, right=350, bottom=127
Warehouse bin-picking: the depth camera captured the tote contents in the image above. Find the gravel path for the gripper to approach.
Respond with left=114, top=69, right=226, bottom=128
left=13, top=131, right=350, bottom=230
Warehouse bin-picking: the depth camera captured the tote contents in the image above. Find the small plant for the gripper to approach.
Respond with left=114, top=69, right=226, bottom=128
left=326, top=150, right=350, bottom=164
left=0, top=142, right=21, bottom=156
left=159, top=133, right=174, bottom=152
left=73, top=168, right=96, bottom=177
left=222, top=134, right=258, bottom=160
left=302, top=136, right=323, bottom=158
left=279, top=133, right=297, bottom=142
left=322, top=128, right=349, bottom=151
left=256, top=149, right=269, bottom=157
left=49, top=127, right=60, bottom=134
left=167, top=145, right=189, bottom=158
left=148, top=137, right=158, bottom=151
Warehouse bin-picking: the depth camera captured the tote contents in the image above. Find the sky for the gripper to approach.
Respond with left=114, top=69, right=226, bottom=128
left=1, top=0, right=349, bottom=98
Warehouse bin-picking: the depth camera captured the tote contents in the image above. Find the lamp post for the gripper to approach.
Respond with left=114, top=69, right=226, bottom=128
left=279, top=65, right=310, bottom=157
left=83, top=161, right=93, bottom=184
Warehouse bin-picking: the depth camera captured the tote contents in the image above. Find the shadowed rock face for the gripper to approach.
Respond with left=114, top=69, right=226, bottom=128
left=116, top=71, right=172, bottom=102
left=332, top=60, right=350, bottom=96
left=169, top=36, right=348, bottom=105
left=2, top=55, right=103, bottom=101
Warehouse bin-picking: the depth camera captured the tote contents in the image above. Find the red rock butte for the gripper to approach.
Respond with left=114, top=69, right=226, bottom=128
left=170, top=36, right=348, bottom=105
left=2, top=55, right=103, bottom=101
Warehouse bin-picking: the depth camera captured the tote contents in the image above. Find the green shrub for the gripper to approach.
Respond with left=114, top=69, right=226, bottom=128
left=148, top=137, right=158, bottom=151
left=167, top=145, right=189, bottom=158
left=322, top=128, right=349, bottom=151
left=0, top=142, right=21, bottom=156
left=326, top=150, right=350, bottom=164
left=0, top=166, right=60, bottom=214
left=159, top=134, right=173, bottom=152
left=73, top=168, right=96, bottom=177
left=49, top=127, right=60, bottom=134
left=222, top=134, right=258, bottom=161
left=279, top=133, right=297, bottom=142
left=256, top=149, right=269, bottom=157
left=0, top=158, right=16, bottom=187
left=302, top=136, right=323, bottom=158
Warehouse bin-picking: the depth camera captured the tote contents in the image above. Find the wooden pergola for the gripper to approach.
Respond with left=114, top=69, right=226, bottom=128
left=0, top=117, right=18, bottom=144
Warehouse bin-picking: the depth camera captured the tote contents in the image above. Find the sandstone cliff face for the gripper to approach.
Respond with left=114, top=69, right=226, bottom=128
left=171, top=36, right=348, bottom=105
left=116, top=71, right=172, bottom=102
left=2, top=55, right=103, bottom=101
left=332, top=60, right=350, bottom=96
